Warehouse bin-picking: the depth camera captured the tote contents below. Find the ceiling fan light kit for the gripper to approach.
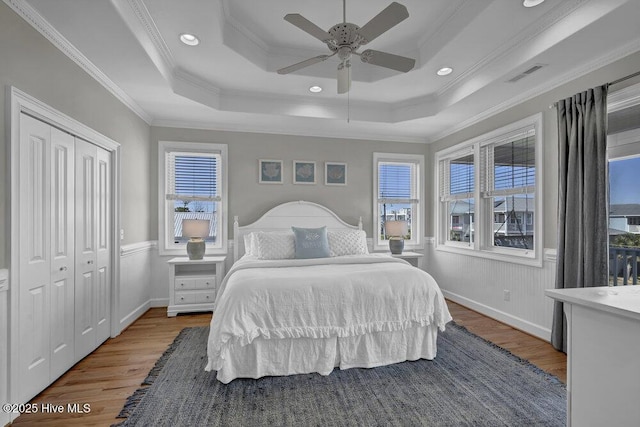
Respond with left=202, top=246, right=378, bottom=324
left=278, top=1, right=416, bottom=94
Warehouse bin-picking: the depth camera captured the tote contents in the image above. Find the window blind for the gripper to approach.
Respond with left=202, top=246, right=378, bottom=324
left=378, top=162, right=418, bottom=203
left=483, top=127, right=535, bottom=197
left=440, top=153, right=474, bottom=201
left=166, top=152, right=221, bottom=202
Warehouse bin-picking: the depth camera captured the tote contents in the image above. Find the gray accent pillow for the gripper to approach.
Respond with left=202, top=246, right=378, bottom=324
left=291, top=226, right=330, bottom=259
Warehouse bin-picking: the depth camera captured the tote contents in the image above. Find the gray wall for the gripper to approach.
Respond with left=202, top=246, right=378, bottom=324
left=150, top=127, right=427, bottom=239
left=426, top=51, right=640, bottom=251
left=0, top=2, right=153, bottom=269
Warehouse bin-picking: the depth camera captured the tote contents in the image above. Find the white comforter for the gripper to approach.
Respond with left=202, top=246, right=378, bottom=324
left=205, top=254, right=452, bottom=372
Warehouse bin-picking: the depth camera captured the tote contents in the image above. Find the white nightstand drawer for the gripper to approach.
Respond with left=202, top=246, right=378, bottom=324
left=174, top=291, right=194, bottom=305
left=175, top=278, right=198, bottom=290
left=196, top=277, right=216, bottom=290
left=192, top=290, right=216, bottom=304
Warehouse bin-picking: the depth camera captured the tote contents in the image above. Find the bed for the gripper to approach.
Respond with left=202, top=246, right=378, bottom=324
left=205, top=201, right=452, bottom=383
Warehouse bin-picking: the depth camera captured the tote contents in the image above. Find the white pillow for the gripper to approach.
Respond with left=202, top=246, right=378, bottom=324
left=243, top=233, right=256, bottom=256
left=254, top=232, right=295, bottom=260
left=328, top=230, right=369, bottom=257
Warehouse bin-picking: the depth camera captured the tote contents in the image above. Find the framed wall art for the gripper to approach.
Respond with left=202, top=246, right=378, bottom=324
left=259, top=159, right=283, bottom=184
left=293, top=160, right=316, bottom=184
left=325, top=162, right=347, bottom=186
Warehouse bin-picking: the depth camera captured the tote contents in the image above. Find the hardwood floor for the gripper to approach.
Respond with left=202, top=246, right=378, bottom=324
left=10, top=302, right=566, bottom=426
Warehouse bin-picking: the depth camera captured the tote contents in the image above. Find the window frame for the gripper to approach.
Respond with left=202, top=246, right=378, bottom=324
left=435, top=114, right=543, bottom=266
left=373, top=152, right=424, bottom=252
left=158, top=141, right=228, bottom=256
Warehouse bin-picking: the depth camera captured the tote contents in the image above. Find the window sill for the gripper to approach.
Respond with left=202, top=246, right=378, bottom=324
left=434, top=243, right=542, bottom=268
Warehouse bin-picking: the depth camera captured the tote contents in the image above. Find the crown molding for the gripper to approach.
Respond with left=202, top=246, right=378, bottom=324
left=3, top=0, right=152, bottom=124
left=151, top=118, right=428, bottom=145
left=433, top=37, right=640, bottom=142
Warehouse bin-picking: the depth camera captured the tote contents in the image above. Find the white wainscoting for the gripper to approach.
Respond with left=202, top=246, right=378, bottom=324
left=0, top=269, right=9, bottom=427
left=425, top=241, right=557, bottom=340
left=118, top=241, right=156, bottom=333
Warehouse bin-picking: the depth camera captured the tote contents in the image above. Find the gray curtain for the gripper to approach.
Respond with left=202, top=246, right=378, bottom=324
left=552, top=85, right=609, bottom=352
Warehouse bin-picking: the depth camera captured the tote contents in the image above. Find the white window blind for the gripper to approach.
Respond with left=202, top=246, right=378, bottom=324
left=440, top=152, right=474, bottom=201
left=378, top=161, right=418, bottom=203
left=482, top=127, right=535, bottom=197
left=166, top=152, right=221, bottom=202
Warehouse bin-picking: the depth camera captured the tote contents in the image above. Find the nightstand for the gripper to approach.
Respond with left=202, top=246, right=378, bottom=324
left=167, top=256, right=226, bottom=317
left=390, top=251, right=423, bottom=268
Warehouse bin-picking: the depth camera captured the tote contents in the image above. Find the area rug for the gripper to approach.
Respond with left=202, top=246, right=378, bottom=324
left=115, top=323, right=565, bottom=426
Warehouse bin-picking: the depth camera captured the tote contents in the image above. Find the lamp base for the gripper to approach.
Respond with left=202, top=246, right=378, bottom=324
left=186, top=239, right=206, bottom=260
left=389, top=238, right=404, bottom=255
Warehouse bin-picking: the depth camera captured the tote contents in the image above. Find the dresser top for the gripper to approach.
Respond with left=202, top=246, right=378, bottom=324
left=546, top=286, right=640, bottom=321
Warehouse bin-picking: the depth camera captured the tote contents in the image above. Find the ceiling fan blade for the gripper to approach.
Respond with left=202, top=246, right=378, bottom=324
left=360, top=49, right=415, bottom=72
left=278, top=55, right=330, bottom=74
left=284, top=14, right=332, bottom=42
left=357, top=2, right=409, bottom=44
left=337, top=62, right=351, bottom=94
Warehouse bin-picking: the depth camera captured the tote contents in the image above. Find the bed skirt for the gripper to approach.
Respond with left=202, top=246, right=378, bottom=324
left=212, top=324, right=439, bottom=384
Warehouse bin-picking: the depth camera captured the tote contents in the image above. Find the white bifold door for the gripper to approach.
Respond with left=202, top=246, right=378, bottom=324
left=17, top=113, right=111, bottom=403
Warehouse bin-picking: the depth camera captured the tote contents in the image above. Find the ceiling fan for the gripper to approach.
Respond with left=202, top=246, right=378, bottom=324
left=277, top=0, right=416, bottom=94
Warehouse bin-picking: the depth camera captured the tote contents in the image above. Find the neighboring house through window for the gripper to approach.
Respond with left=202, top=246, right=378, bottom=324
left=435, top=114, right=542, bottom=265
left=159, top=141, right=228, bottom=255
left=373, top=153, right=424, bottom=251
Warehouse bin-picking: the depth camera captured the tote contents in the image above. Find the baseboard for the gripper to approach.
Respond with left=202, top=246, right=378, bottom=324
left=442, top=290, right=551, bottom=341
left=150, top=298, right=169, bottom=308
left=119, top=300, right=151, bottom=332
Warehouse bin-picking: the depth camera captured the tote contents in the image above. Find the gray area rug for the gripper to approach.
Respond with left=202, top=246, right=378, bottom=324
left=115, top=323, right=565, bottom=426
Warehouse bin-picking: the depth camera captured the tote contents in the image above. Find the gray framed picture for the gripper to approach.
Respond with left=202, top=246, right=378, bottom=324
left=259, top=159, right=283, bottom=184
left=325, top=162, right=347, bottom=186
left=293, top=160, right=316, bottom=184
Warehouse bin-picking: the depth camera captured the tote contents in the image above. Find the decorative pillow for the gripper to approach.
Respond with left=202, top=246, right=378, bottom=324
left=327, top=230, right=369, bottom=257
left=253, top=232, right=295, bottom=260
left=243, top=233, right=256, bottom=256
left=291, top=226, right=330, bottom=259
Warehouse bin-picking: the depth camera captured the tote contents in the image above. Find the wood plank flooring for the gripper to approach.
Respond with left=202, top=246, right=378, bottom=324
left=10, top=302, right=566, bottom=426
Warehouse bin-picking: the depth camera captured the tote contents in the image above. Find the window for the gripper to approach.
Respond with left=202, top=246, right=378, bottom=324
left=607, top=127, right=640, bottom=285
left=436, top=114, right=542, bottom=265
left=373, top=153, right=424, bottom=251
left=159, top=141, right=228, bottom=255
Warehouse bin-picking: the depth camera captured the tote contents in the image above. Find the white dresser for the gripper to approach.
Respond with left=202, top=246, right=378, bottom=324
left=545, top=286, right=640, bottom=427
left=167, top=256, right=226, bottom=317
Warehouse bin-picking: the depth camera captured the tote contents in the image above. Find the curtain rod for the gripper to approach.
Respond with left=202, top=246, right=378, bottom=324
left=609, top=70, right=640, bottom=86
left=549, top=69, right=640, bottom=109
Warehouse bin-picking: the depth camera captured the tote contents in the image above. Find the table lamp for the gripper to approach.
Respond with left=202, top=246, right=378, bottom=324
left=182, top=219, right=210, bottom=260
left=385, top=220, right=408, bottom=255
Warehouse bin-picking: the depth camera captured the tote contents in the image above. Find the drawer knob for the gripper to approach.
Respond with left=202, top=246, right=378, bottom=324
left=206, top=295, right=210, bottom=299
left=180, top=297, right=184, bottom=301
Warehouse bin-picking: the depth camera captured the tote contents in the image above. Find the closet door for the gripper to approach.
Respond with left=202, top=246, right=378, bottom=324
left=95, top=146, right=111, bottom=344
left=75, top=139, right=111, bottom=360
left=17, top=115, right=75, bottom=402
left=49, top=127, right=76, bottom=380
left=75, top=139, right=98, bottom=360
left=18, top=114, right=52, bottom=402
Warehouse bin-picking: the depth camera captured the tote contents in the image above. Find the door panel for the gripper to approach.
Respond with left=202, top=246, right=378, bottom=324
left=75, top=139, right=97, bottom=360
left=49, top=127, right=75, bottom=380
left=96, top=148, right=111, bottom=343
left=18, top=114, right=51, bottom=403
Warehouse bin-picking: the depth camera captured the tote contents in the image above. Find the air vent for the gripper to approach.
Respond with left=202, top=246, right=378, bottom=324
left=506, top=64, right=547, bottom=83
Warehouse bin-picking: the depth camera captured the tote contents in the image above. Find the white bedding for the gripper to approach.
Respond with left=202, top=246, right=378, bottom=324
left=205, top=254, right=452, bottom=382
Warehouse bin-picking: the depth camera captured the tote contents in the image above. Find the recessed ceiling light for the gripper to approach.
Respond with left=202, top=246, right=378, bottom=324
left=436, top=67, right=453, bottom=76
left=180, top=33, right=199, bottom=46
left=523, top=0, right=545, bottom=7
left=309, top=85, right=323, bottom=93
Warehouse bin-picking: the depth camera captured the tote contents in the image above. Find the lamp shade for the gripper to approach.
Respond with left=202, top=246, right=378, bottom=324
left=385, top=220, right=408, bottom=238
left=182, top=219, right=210, bottom=239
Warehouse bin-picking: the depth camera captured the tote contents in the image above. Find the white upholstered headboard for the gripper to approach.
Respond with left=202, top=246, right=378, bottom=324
left=233, top=200, right=363, bottom=262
